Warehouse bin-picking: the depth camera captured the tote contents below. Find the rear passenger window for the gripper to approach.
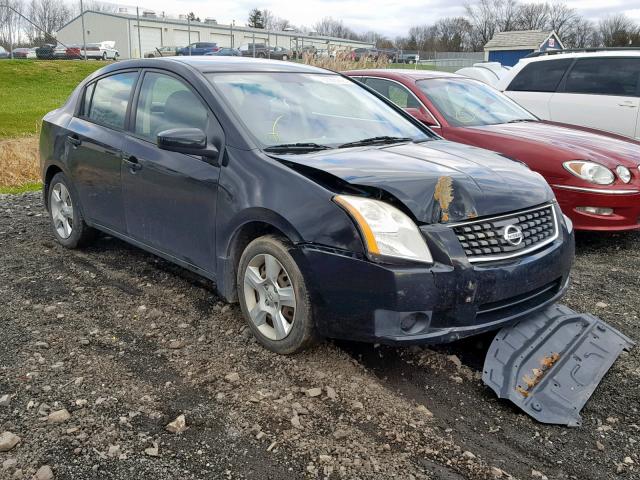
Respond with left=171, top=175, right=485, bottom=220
left=134, top=72, right=208, bottom=142
left=88, top=72, right=137, bottom=130
left=365, top=78, right=421, bottom=108
left=564, top=58, right=640, bottom=96
left=507, top=59, right=573, bottom=92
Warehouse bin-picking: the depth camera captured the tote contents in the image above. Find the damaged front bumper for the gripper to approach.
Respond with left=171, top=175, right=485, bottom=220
left=483, top=304, right=634, bottom=426
left=298, top=215, right=574, bottom=344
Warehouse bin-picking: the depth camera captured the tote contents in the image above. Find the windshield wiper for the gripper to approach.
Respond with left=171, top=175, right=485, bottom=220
left=506, top=119, right=536, bottom=123
left=338, top=136, right=414, bottom=149
left=263, top=142, right=332, bottom=154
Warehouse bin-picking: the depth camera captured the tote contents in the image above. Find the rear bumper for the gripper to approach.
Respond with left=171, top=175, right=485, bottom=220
left=299, top=214, right=574, bottom=345
left=554, top=186, right=640, bottom=231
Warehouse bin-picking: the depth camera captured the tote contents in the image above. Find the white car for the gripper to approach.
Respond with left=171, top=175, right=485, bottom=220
left=455, top=62, right=511, bottom=88
left=84, top=41, right=119, bottom=60
left=496, top=50, right=640, bottom=140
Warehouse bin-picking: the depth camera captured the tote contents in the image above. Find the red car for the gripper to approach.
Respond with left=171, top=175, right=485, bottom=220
left=343, top=69, right=640, bottom=231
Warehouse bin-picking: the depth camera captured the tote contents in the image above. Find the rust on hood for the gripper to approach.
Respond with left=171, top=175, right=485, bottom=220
left=433, top=176, right=453, bottom=222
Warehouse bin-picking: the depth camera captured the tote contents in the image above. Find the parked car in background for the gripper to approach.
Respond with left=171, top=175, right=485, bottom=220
left=35, top=44, right=66, bottom=59
left=64, top=42, right=118, bottom=60
left=177, top=42, right=220, bottom=56
left=205, top=47, right=241, bottom=56
left=456, top=62, right=510, bottom=87
left=145, top=46, right=180, bottom=58
left=396, top=51, right=420, bottom=64
left=351, top=47, right=379, bottom=61
left=345, top=69, right=640, bottom=231
left=11, top=47, right=37, bottom=59
left=496, top=50, right=640, bottom=140
left=0, top=47, right=9, bottom=59
left=269, top=46, right=292, bottom=61
left=39, top=57, right=573, bottom=354
left=239, top=43, right=270, bottom=58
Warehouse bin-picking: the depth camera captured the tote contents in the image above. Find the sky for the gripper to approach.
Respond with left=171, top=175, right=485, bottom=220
left=119, top=0, right=640, bottom=38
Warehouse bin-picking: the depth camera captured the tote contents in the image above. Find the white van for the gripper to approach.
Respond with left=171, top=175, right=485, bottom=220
left=496, top=50, right=640, bottom=140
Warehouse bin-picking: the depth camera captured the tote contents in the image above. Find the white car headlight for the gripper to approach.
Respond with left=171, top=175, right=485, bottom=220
left=334, top=195, right=433, bottom=264
left=563, top=160, right=614, bottom=185
left=616, top=165, right=632, bottom=183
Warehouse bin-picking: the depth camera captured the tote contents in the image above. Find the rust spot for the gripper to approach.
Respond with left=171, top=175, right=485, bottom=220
left=434, top=176, right=453, bottom=222
left=516, top=353, right=561, bottom=398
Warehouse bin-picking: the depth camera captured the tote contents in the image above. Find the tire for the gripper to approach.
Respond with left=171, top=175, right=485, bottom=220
left=48, top=172, right=95, bottom=249
left=102, top=52, right=107, bottom=61
left=237, top=235, right=318, bottom=354
left=257, top=52, right=266, bottom=58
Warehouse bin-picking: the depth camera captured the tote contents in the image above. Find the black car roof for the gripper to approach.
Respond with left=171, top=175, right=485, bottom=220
left=108, top=56, right=332, bottom=74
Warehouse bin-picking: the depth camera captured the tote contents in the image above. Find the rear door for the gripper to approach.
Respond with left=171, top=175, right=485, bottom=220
left=504, top=58, right=573, bottom=119
left=121, top=70, right=223, bottom=272
left=549, top=57, right=640, bottom=138
left=65, top=70, right=138, bottom=233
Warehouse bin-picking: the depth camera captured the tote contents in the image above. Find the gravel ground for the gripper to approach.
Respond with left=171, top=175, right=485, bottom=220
left=0, top=192, right=638, bottom=480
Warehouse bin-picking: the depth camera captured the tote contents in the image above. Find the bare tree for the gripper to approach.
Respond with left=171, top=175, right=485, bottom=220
left=313, top=17, right=361, bottom=40
left=435, top=17, right=473, bottom=51
left=262, top=9, right=292, bottom=31
left=516, top=3, right=549, bottom=30
left=0, top=0, right=25, bottom=48
left=599, top=14, right=639, bottom=47
left=26, top=0, right=72, bottom=43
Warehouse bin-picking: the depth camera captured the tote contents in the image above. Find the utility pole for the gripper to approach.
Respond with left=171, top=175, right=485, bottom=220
left=188, top=15, right=191, bottom=55
left=80, top=0, right=87, bottom=60
left=136, top=7, right=142, bottom=58
left=8, top=5, right=13, bottom=59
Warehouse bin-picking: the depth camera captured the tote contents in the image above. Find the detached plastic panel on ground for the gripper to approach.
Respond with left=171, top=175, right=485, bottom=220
left=483, top=304, right=634, bottom=427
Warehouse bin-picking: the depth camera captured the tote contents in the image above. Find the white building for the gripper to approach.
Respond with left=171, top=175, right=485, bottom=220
left=56, top=10, right=374, bottom=59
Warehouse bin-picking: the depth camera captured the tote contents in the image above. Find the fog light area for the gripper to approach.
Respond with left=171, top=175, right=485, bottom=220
left=576, top=207, right=614, bottom=216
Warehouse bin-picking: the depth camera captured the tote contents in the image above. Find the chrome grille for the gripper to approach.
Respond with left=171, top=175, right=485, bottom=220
left=452, top=204, right=558, bottom=262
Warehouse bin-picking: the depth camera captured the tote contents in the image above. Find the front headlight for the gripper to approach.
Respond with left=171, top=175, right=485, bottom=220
left=616, top=165, right=631, bottom=183
left=563, top=160, right=614, bottom=185
left=334, top=195, right=433, bottom=264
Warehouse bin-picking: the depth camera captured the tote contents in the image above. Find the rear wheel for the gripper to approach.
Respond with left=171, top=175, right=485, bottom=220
left=48, top=173, right=95, bottom=248
left=237, top=235, right=317, bottom=354
left=102, top=52, right=107, bottom=60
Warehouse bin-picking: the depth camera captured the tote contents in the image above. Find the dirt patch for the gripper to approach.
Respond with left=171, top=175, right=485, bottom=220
left=0, top=192, right=638, bottom=480
left=0, top=136, right=39, bottom=187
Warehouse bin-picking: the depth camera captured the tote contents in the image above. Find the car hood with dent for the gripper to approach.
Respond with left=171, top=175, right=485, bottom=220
left=468, top=121, right=640, bottom=168
left=273, top=140, right=553, bottom=224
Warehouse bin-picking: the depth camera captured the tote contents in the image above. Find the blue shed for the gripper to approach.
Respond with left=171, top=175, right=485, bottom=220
left=484, top=30, right=563, bottom=67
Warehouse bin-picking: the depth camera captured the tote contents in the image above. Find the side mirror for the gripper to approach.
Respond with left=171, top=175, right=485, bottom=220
left=405, top=107, right=439, bottom=128
left=157, top=128, right=219, bottom=159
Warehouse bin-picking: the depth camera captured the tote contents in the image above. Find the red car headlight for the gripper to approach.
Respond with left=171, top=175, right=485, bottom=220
left=563, top=160, right=614, bottom=185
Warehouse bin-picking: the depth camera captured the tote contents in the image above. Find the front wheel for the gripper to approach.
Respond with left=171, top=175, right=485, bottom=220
left=237, top=235, right=318, bottom=354
left=48, top=172, right=95, bottom=248
left=102, top=52, right=107, bottom=60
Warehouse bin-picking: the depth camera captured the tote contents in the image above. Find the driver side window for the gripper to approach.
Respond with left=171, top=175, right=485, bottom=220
left=365, top=78, right=421, bottom=109
left=134, top=72, right=208, bottom=143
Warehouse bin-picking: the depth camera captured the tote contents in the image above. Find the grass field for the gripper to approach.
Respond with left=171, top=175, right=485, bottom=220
left=0, top=60, right=105, bottom=191
left=0, top=60, right=105, bottom=138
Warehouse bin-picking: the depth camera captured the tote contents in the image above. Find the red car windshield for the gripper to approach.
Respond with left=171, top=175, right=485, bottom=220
left=417, top=78, right=537, bottom=127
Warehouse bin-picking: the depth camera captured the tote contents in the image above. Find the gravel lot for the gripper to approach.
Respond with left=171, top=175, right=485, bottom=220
left=1, top=192, right=638, bottom=480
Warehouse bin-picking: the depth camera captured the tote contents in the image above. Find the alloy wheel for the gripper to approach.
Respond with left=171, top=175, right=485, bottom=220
left=243, top=253, right=296, bottom=341
left=50, top=183, right=74, bottom=239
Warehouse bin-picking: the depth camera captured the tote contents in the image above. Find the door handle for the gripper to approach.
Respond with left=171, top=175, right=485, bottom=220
left=123, top=154, right=142, bottom=172
left=67, top=135, right=82, bottom=147
left=618, top=102, right=637, bottom=108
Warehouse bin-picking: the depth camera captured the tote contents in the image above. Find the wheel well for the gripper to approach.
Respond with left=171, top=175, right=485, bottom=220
left=43, top=165, right=63, bottom=209
left=225, top=221, right=288, bottom=302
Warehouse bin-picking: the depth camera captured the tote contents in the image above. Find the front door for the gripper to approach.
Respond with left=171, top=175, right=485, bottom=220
left=121, top=70, right=223, bottom=273
left=66, top=70, right=139, bottom=233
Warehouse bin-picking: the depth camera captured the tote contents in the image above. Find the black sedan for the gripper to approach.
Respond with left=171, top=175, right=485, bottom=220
left=39, top=57, right=574, bottom=354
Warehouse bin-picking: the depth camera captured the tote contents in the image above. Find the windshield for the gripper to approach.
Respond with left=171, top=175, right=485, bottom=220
left=207, top=72, right=431, bottom=149
left=416, top=78, right=537, bottom=127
